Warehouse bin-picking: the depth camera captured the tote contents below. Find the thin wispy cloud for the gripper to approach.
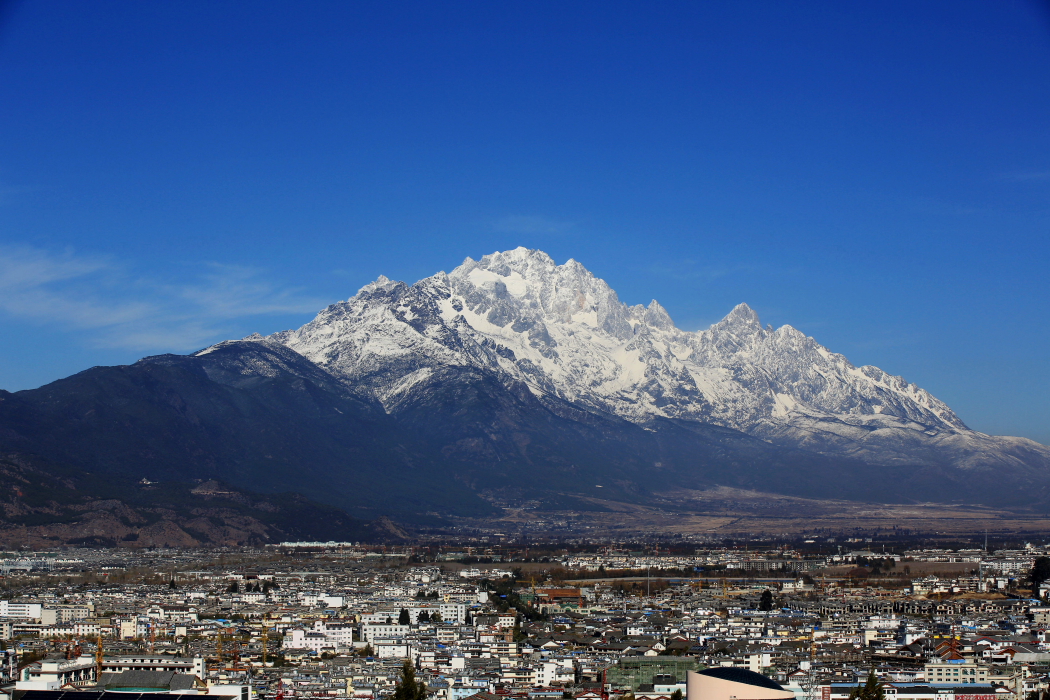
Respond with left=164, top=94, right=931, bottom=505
left=175, top=263, right=321, bottom=320
left=493, top=215, right=575, bottom=235
left=0, top=245, right=110, bottom=289
left=0, top=245, right=324, bottom=352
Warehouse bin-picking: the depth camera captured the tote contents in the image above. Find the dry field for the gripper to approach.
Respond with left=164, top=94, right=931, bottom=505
left=462, top=486, right=1050, bottom=539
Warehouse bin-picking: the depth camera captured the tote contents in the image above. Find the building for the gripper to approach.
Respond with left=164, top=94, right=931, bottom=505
left=102, top=655, right=206, bottom=679
left=374, top=639, right=412, bottom=659
left=40, top=607, right=91, bottom=626
left=362, top=623, right=410, bottom=642
left=17, top=655, right=98, bottom=690
left=97, top=670, right=202, bottom=693
left=0, top=602, right=42, bottom=620
left=283, top=629, right=333, bottom=652
left=924, top=662, right=989, bottom=685
left=686, top=669, right=795, bottom=700
left=608, top=658, right=702, bottom=692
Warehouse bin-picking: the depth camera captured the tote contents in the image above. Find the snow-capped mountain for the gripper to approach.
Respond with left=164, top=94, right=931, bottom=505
left=261, top=247, right=1049, bottom=476
left=4, top=246, right=1044, bottom=522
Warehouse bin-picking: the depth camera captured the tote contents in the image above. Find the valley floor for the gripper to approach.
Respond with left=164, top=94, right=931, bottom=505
left=436, top=488, right=1050, bottom=541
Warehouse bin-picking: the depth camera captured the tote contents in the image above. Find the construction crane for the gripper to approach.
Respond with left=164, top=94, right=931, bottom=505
left=798, top=626, right=818, bottom=700
left=597, top=661, right=617, bottom=700
left=95, top=633, right=104, bottom=681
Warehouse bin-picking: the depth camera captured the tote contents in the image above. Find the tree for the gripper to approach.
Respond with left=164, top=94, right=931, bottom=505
left=671, top=690, right=683, bottom=700
left=430, top=612, right=442, bottom=623
left=226, top=581, right=239, bottom=593
left=168, top=579, right=178, bottom=590
left=418, top=610, right=430, bottom=623
left=398, top=608, right=410, bottom=625
left=759, top=589, right=774, bottom=612
left=848, top=669, right=885, bottom=700
left=1031, top=557, right=1050, bottom=591
left=392, top=660, right=427, bottom=700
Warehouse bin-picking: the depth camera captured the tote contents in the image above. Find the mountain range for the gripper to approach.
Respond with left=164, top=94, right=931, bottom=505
left=2, top=247, right=1047, bottom=539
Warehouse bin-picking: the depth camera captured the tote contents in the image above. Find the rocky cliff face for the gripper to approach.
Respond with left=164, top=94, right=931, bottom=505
left=265, top=247, right=1048, bottom=475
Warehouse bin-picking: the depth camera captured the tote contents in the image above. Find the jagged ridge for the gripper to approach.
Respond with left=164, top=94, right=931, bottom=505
left=262, top=247, right=1047, bottom=476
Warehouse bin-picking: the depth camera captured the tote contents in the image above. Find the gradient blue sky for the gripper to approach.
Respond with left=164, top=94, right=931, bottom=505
left=1, top=1, right=1048, bottom=443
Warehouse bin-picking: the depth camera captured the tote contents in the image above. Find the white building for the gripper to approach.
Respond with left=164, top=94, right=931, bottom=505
left=374, top=639, right=413, bottom=659
left=17, top=655, right=97, bottom=690
left=312, top=620, right=355, bottom=645
left=534, top=661, right=575, bottom=687
left=283, top=629, right=333, bottom=653
left=0, top=602, right=42, bottom=620
left=362, top=623, right=410, bottom=642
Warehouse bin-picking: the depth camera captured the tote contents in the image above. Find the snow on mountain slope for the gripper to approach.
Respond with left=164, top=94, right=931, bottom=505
left=258, top=247, right=1048, bottom=471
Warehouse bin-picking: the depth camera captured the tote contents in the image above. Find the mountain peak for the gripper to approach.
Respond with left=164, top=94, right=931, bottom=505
left=357, top=274, right=402, bottom=296
left=480, top=247, right=555, bottom=272
left=449, top=247, right=561, bottom=285
left=713, top=302, right=762, bottom=333
left=276, top=250, right=972, bottom=441
left=643, top=299, right=675, bottom=330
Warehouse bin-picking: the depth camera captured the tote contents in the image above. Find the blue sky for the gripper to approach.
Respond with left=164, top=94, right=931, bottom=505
left=0, top=1, right=1048, bottom=443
